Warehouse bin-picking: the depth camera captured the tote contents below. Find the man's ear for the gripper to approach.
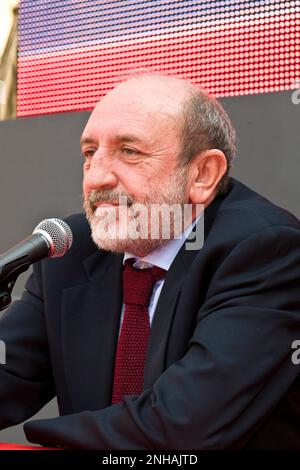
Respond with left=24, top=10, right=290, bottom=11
left=188, top=149, right=228, bottom=205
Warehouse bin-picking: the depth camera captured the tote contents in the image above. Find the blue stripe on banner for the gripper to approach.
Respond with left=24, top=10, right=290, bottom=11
left=19, top=0, right=296, bottom=55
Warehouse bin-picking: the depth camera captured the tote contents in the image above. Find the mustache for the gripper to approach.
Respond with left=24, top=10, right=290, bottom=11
left=84, top=190, right=135, bottom=211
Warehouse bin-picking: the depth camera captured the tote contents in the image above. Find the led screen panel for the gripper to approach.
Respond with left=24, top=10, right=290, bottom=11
left=18, top=0, right=300, bottom=117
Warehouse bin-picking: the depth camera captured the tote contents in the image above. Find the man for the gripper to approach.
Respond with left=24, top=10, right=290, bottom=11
left=0, top=73, right=300, bottom=449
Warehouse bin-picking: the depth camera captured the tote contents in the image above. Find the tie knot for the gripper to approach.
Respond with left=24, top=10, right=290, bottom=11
left=123, top=259, right=166, bottom=307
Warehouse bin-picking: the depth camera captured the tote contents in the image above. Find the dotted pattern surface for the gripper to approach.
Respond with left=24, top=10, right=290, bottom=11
left=18, top=0, right=300, bottom=117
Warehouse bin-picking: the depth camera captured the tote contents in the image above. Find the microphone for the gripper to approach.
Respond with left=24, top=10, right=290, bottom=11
left=0, top=218, right=73, bottom=284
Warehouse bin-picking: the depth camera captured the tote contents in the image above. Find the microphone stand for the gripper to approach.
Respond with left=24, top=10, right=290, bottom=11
left=0, top=278, right=16, bottom=311
left=0, top=262, right=31, bottom=311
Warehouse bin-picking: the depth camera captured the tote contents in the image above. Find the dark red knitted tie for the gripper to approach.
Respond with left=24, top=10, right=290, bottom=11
left=111, top=259, right=166, bottom=404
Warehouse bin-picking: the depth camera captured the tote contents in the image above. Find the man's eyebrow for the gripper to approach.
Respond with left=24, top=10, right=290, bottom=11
left=113, top=134, right=144, bottom=144
left=80, top=134, right=145, bottom=147
left=80, top=136, right=97, bottom=147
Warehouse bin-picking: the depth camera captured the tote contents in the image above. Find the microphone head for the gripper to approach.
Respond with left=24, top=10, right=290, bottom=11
left=33, top=218, right=73, bottom=258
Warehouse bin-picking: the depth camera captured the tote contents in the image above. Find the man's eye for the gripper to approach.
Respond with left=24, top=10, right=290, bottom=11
left=121, top=147, right=138, bottom=156
left=83, top=149, right=96, bottom=158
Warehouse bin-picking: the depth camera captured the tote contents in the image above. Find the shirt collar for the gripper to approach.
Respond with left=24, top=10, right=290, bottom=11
left=123, top=214, right=202, bottom=271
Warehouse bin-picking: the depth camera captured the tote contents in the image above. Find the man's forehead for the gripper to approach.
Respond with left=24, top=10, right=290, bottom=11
left=95, top=76, right=189, bottom=116
left=80, top=131, right=148, bottom=147
left=81, top=110, right=176, bottom=147
left=81, top=76, right=190, bottom=142
left=83, top=101, right=180, bottom=142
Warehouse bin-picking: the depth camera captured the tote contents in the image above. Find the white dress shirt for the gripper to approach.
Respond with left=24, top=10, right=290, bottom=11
left=120, top=215, right=201, bottom=327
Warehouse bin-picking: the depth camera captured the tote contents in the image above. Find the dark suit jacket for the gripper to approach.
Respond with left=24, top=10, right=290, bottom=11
left=0, top=177, right=299, bottom=449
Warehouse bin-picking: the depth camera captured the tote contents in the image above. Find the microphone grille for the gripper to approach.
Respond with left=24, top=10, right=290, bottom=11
left=33, top=218, right=73, bottom=258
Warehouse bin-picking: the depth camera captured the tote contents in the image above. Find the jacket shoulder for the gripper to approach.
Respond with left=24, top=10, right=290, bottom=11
left=198, top=179, right=300, bottom=263
left=216, top=178, right=300, bottom=239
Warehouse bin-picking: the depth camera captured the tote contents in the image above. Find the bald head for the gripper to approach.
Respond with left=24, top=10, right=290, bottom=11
left=82, top=72, right=235, bottom=205
left=90, top=74, right=194, bottom=139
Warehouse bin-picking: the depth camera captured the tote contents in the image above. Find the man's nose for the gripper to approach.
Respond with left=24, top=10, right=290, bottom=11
left=84, top=150, right=118, bottom=190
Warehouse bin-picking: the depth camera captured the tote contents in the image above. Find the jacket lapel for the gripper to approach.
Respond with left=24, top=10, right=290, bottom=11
left=144, top=189, right=228, bottom=387
left=144, top=252, right=189, bottom=388
left=60, top=251, right=123, bottom=412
